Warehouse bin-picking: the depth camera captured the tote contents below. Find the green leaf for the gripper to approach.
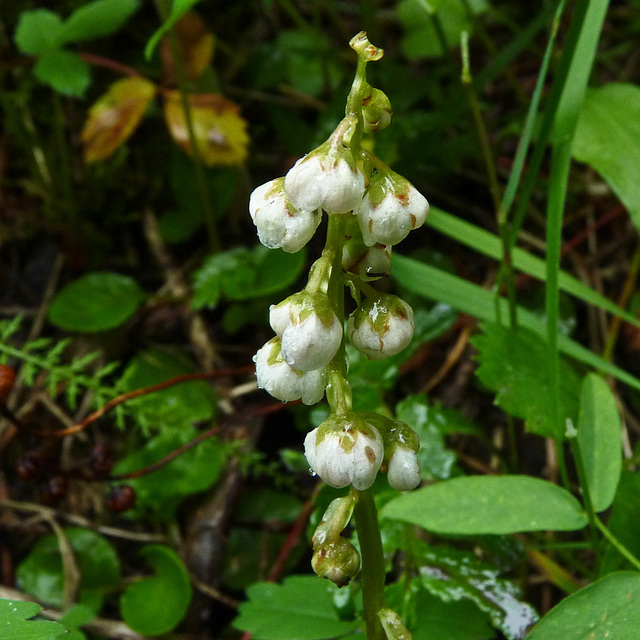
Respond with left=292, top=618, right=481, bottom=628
left=601, top=471, right=640, bottom=574
left=59, top=604, right=94, bottom=640
left=0, top=599, right=67, bottom=640
left=472, top=323, right=581, bottom=438
left=16, top=529, right=120, bottom=611
left=191, top=246, right=306, bottom=310
left=410, top=545, right=537, bottom=639
left=391, top=253, right=640, bottom=394
left=120, top=348, right=217, bottom=432
left=577, top=373, right=622, bottom=512
left=527, top=572, right=640, bottom=639
left=573, top=83, right=640, bottom=230
left=234, top=575, right=359, bottom=640
left=120, top=545, right=192, bottom=636
left=14, top=9, right=64, bottom=54
left=395, top=395, right=460, bottom=480
left=397, top=0, right=489, bottom=59
left=425, top=207, right=640, bottom=330
left=381, top=475, right=588, bottom=535
left=386, top=581, right=494, bottom=640
left=60, top=0, right=140, bottom=43
left=48, top=272, right=144, bottom=332
left=112, top=428, right=226, bottom=521
left=144, top=0, right=204, bottom=60
left=34, top=50, right=90, bottom=98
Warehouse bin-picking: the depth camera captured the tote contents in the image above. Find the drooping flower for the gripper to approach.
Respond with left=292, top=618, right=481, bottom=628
left=384, top=420, right=421, bottom=491
left=312, top=537, right=361, bottom=587
left=347, top=294, right=414, bottom=360
left=284, top=137, right=366, bottom=214
left=249, top=177, right=321, bottom=253
left=356, top=159, right=428, bottom=246
left=304, top=412, right=384, bottom=490
left=269, top=292, right=342, bottom=371
left=253, top=337, right=326, bottom=405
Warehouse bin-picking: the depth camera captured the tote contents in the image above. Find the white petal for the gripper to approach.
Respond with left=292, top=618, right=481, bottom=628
left=387, top=448, right=421, bottom=491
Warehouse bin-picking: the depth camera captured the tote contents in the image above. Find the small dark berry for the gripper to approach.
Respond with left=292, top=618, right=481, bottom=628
left=89, top=444, right=113, bottom=479
left=16, top=453, right=43, bottom=482
left=40, top=475, right=68, bottom=505
left=105, top=485, right=136, bottom=513
left=0, top=365, right=15, bottom=403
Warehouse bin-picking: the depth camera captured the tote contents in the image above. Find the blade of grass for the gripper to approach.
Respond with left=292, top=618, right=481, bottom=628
left=392, top=254, right=640, bottom=394
left=425, top=207, right=640, bottom=329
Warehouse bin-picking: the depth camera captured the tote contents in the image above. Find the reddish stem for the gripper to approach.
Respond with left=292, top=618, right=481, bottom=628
left=77, top=51, right=144, bottom=78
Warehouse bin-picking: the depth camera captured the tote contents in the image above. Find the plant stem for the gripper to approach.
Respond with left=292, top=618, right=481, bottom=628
left=154, top=0, right=220, bottom=252
left=595, top=516, right=640, bottom=571
left=354, top=488, right=386, bottom=640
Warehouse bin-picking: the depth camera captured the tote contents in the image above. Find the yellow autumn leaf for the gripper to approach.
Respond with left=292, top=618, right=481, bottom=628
left=163, top=91, right=249, bottom=166
left=82, top=76, right=157, bottom=163
left=161, top=12, right=215, bottom=83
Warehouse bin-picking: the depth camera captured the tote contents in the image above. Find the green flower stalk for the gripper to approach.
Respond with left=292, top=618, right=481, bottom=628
left=250, top=31, right=427, bottom=639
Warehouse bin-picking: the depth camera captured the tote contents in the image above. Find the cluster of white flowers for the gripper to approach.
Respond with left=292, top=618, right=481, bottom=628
left=250, top=37, right=426, bottom=495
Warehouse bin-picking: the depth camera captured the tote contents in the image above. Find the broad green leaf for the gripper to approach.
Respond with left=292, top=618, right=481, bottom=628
left=577, top=373, right=622, bottom=512
left=391, top=254, right=640, bottom=393
left=601, top=471, right=640, bottom=574
left=119, top=348, right=217, bottom=432
left=411, top=545, right=537, bottom=640
left=60, top=0, right=139, bottom=43
left=120, top=545, right=191, bottom=636
left=397, top=0, right=489, bottom=59
left=425, top=207, right=640, bottom=330
left=112, top=428, right=226, bottom=521
left=386, top=582, right=494, bottom=640
left=573, top=83, right=640, bottom=230
left=472, top=323, right=581, bottom=438
left=381, top=475, right=588, bottom=535
left=34, top=50, right=90, bottom=98
left=233, top=575, right=359, bottom=640
left=0, top=599, right=67, bottom=640
left=14, top=9, right=64, bottom=54
left=16, top=529, right=120, bottom=612
left=58, top=604, right=94, bottom=640
left=191, top=246, right=306, bottom=310
left=144, top=0, right=204, bottom=59
left=527, top=572, right=640, bottom=639
left=395, top=395, right=459, bottom=480
left=48, top=272, right=144, bottom=332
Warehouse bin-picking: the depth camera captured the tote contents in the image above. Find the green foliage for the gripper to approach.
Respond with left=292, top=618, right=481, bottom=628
left=573, top=83, right=640, bottom=230
left=576, top=373, right=622, bottom=512
left=191, top=245, right=306, bottom=310
left=14, top=0, right=139, bottom=96
left=381, top=475, right=588, bottom=535
left=16, top=529, right=120, bottom=613
left=409, top=544, right=537, bottom=639
left=119, top=348, right=217, bottom=432
left=527, top=572, right=640, bottom=639
left=120, top=545, right=192, bottom=636
left=397, top=0, right=489, bottom=59
left=0, top=599, right=67, bottom=640
left=233, top=575, right=360, bottom=640
left=48, top=272, right=145, bottom=332
left=112, top=428, right=226, bottom=521
left=471, top=323, right=581, bottom=439
left=144, top=0, right=204, bottom=59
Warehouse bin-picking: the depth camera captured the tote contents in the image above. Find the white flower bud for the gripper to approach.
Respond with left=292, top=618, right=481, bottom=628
left=343, top=240, right=392, bottom=281
left=347, top=295, right=414, bottom=360
left=387, top=447, right=421, bottom=491
left=284, top=142, right=366, bottom=214
left=253, top=337, right=326, bottom=405
left=304, top=413, right=384, bottom=490
left=270, top=292, right=342, bottom=371
left=249, top=177, right=321, bottom=253
left=356, top=163, right=429, bottom=246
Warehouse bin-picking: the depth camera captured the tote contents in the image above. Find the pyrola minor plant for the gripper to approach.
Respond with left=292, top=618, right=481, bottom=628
left=250, top=32, right=427, bottom=639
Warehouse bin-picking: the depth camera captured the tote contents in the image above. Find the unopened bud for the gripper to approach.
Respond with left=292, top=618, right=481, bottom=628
left=347, top=295, right=414, bottom=360
left=270, top=292, right=342, bottom=371
left=378, top=608, right=412, bottom=640
left=312, top=537, right=360, bottom=587
left=356, top=160, right=428, bottom=246
left=385, top=420, right=421, bottom=491
left=362, top=86, right=392, bottom=133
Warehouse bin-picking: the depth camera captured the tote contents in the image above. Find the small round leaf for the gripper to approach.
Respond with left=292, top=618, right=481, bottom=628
left=48, top=272, right=144, bottom=332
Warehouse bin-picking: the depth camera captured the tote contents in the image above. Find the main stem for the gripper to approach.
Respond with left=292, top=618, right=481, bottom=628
left=354, top=488, right=387, bottom=640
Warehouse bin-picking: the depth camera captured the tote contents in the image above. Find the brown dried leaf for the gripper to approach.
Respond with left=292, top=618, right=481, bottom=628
left=82, top=76, right=157, bottom=163
left=163, top=91, right=249, bottom=166
left=161, top=12, right=215, bottom=84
